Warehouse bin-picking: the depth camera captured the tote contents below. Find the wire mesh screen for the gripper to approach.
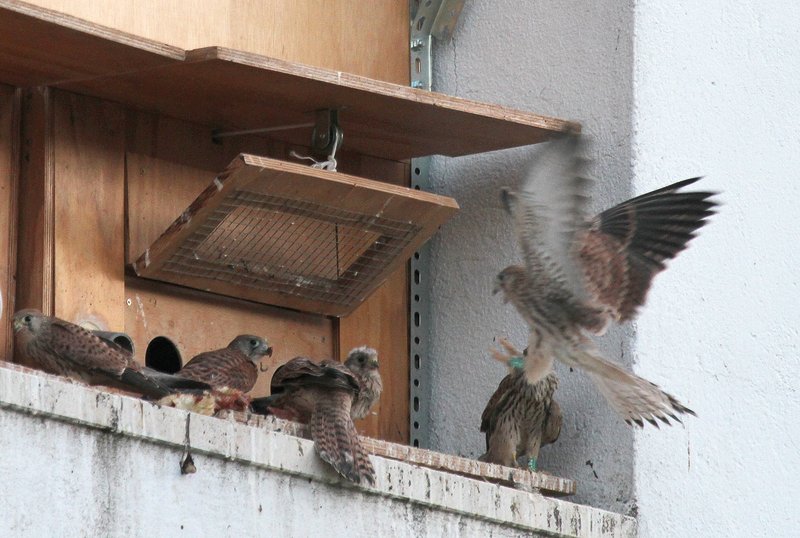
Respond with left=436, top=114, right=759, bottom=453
left=159, top=189, right=421, bottom=309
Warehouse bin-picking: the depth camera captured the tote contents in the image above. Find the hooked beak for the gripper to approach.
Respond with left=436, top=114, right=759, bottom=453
left=12, top=318, right=23, bottom=332
left=369, top=357, right=379, bottom=368
left=264, top=345, right=274, bottom=358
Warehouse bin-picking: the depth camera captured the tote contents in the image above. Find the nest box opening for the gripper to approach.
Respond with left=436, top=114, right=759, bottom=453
left=145, top=336, right=182, bottom=374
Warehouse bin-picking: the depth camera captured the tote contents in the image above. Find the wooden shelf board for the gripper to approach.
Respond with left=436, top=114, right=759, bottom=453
left=240, top=413, right=577, bottom=497
left=132, top=154, right=459, bottom=317
left=0, top=0, right=184, bottom=87
left=0, top=3, right=575, bottom=160
left=60, top=46, right=577, bottom=160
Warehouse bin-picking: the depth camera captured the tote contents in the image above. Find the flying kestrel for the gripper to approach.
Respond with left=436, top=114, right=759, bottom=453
left=12, top=309, right=209, bottom=398
left=176, top=335, right=273, bottom=392
left=251, top=356, right=376, bottom=485
left=480, top=339, right=561, bottom=470
left=494, top=133, right=718, bottom=427
left=342, top=346, right=382, bottom=420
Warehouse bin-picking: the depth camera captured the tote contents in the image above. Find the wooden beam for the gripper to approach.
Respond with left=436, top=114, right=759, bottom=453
left=0, top=84, right=20, bottom=359
left=15, top=87, right=55, bottom=317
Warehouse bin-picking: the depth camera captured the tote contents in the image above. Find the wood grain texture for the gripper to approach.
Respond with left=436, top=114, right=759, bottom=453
left=241, top=414, right=576, bottom=497
left=0, top=0, right=184, bottom=87
left=61, top=47, right=576, bottom=161
left=0, top=85, right=20, bottom=359
left=52, top=90, right=125, bottom=330
left=131, top=155, right=458, bottom=318
left=15, top=87, right=55, bottom=319
left=124, top=277, right=333, bottom=398
left=23, top=0, right=408, bottom=84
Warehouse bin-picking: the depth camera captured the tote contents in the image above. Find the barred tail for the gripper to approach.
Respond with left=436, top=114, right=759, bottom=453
left=311, top=392, right=375, bottom=485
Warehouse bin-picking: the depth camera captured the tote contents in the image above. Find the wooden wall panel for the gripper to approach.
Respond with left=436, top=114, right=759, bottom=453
left=0, top=84, right=19, bottom=359
left=15, top=87, right=54, bottom=315
left=52, top=90, right=126, bottom=330
left=124, top=277, right=333, bottom=398
left=26, top=0, right=409, bottom=84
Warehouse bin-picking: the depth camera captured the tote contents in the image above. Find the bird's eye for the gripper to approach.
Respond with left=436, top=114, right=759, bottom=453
left=359, top=355, right=365, bottom=363
left=23, top=315, right=32, bottom=323
left=250, top=339, right=258, bottom=347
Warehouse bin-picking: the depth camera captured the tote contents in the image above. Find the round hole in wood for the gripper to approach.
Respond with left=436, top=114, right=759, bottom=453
left=145, top=336, right=183, bottom=374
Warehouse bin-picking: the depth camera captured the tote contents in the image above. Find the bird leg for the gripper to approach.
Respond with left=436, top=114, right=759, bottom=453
left=490, top=337, right=525, bottom=370
left=527, top=457, right=537, bottom=472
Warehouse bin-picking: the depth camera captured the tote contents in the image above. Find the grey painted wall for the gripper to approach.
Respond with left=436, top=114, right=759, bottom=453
left=427, top=0, right=638, bottom=515
left=426, top=0, right=800, bottom=535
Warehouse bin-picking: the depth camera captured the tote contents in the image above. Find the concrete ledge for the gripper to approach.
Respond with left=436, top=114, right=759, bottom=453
left=0, top=363, right=636, bottom=537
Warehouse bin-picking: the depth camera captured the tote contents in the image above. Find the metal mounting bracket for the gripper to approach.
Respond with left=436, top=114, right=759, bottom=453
left=311, top=108, right=344, bottom=160
left=408, top=0, right=464, bottom=449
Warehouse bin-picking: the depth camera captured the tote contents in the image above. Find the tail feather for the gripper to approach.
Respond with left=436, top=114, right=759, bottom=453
left=571, top=347, right=695, bottom=427
left=310, top=391, right=375, bottom=485
left=141, top=367, right=212, bottom=392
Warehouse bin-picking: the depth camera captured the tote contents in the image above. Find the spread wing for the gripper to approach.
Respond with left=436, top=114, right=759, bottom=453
left=271, top=357, right=360, bottom=395
left=578, top=177, right=718, bottom=321
left=506, top=132, right=591, bottom=301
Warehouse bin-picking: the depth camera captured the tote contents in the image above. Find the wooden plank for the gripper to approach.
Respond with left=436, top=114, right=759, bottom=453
left=59, top=47, right=577, bottom=161
left=124, top=277, right=333, bottom=398
left=131, top=155, right=458, bottom=317
left=240, top=414, right=576, bottom=497
left=52, top=90, right=126, bottom=330
left=0, top=85, right=20, bottom=359
left=15, top=87, right=55, bottom=323
left=0, top=0, right=184, bottom=87
left=24, top=0, right=409, bottom=84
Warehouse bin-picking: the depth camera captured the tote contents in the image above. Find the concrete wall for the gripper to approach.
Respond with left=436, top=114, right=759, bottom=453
left=631, top=1, right=800, bottom=536
left=428, top=0, right=638, bottom=515
left=0, top=364, right=635, bottom=538
left=427, top=0, right=800, bottom=535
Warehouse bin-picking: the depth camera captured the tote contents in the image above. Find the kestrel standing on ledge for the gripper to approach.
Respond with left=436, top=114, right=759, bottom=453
left=480, top=339, right=561, bottom=470
left=176, top=335, right=273, bottom=392
left=495, top=133, right=718, bottom=427
left=12, top=309, right=209, bottom=398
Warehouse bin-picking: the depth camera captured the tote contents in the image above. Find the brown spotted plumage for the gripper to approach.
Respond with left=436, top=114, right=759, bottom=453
left=480, top=339, right=561, bottom=469
left=496, top=133, right=717, bottom=427
left=343, top=346, right=382, bottom=420
left=250, top=357, right=375, bottom=485
left=12, top=309, right=209, bottom=398
left=176, top=335, right=272, bottom=392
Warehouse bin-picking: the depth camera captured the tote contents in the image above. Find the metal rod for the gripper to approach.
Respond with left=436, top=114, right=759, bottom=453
left=212, top=122, right=315, bottom=140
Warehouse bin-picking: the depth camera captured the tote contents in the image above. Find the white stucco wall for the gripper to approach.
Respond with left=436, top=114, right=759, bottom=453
left=427, top=0, right=800, bottom=536
left=631, top=2, right=800, bottom=537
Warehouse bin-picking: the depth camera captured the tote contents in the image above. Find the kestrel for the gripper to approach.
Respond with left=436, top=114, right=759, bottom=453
left=12, top=309, right=210, bottom=398
left=343, top=346, right=382, bottom=420
left=176, top=335, right=273, bottom=392
left=251, top=356, right=375, bottom=485
left=495, top=133, right=718, bottom=427
left=480, top=339, right=561, bottom=470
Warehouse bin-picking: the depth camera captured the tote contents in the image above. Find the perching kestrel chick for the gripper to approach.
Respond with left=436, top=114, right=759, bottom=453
left=495, top=133, right=718, bottom=427
left=250, top=357, right=375, bottom=485
left=480, top=339, right=561, bottom=470
left=343, top=346, right=382, bottom=420
left=176, top=335, right=273, bottom=392
left=12, top=309, right=210, bottom=398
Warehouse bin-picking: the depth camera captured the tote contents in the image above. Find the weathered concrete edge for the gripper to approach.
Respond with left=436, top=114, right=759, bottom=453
left=0, top=364, right=636, bottom=537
